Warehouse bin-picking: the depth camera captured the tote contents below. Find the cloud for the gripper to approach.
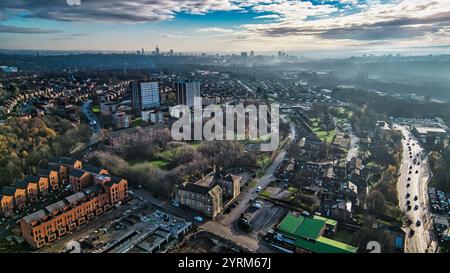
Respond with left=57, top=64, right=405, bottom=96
left=254, top=14, right=281, bottom=19
left=66, top=0, right=81, bottom=6
left=197, top=27, right=234, bottom=34
left=0, top=0, right=239, bottom=23
left=238, top=0, right=450, bottom=42
left=0, top=24, right=60, bottom=34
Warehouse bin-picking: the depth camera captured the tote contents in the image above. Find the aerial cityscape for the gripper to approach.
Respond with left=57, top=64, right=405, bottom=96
left=1, top=0, right=450, bottom=260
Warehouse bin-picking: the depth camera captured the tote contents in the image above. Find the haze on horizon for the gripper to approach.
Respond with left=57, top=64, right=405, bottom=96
left=0, top=0, right=450, bottom=57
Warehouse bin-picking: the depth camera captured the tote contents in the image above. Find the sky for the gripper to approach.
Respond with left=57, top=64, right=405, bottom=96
left=0, top=0, right=450, bottom=56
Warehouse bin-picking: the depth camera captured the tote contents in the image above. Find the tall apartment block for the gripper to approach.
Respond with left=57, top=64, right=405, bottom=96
left=174, top=80, right=201, bottom=108
left=130, top=80, right=160, bottom=111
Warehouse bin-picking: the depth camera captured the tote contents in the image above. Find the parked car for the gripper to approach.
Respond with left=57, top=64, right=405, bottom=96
left=194, top=216, right=204, bottom=222
left=256, top=186, right=262, bottom=193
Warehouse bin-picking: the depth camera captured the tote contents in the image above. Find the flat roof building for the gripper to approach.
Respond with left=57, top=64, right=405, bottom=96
left=273, top=213, right=357, bottom=253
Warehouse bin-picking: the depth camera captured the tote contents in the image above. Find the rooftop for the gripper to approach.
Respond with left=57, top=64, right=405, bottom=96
left=415, top=127, right=447, bottom=134
left=23, top=209, right=48, bottom=224
left=277, top=213, right=357, bottom=253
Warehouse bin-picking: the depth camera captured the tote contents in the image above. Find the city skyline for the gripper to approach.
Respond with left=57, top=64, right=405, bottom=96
left=0, top=0, right=450, bottom=57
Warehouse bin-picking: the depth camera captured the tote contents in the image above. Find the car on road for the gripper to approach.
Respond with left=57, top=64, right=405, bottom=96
left=252, top=202, right=262, bottom=209
left=409, top=229, right=415, bottom=237
left=406, top=200, right=411, bottom=206
left=416, top=220, right=421, bottom=227
left=414, top=196, right=418, bottom=201
left=408, top=171, right=412, bottom=174
left=406, top=183, right=410, bottom=188
left=194, top=216, right=204, bottom=222
left=407, top=177, right=411, bottom=181
left=406, top=205, right=412, bottom=211
left=415, top=170, right=419, bottom=174
left=414, top=205, right=419, bottom=210
left=417, top=162, right=420, bottom=166
left=406, top=193, right=410, bottom=199
left=256, top=186, right=262, bottom=193
left=409, top=166, right=412, bottom=170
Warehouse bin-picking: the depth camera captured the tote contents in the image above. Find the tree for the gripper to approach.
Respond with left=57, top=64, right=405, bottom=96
left=366, top=190, right=386, bottom=214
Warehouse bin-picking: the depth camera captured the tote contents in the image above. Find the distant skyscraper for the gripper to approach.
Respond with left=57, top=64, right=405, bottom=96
left=141, top=48, right=145, bottom=55
left=155, top=45, right=160, bottom=55
left=250, top=51, right=255, bottom=57
left=130, top=80, right=160, bottom=111
left=175, top=80, right=201, bottom=108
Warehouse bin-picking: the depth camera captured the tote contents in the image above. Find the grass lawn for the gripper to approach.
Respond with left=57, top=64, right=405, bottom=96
left=261, top=190, right=272, bottom=198
left=314, top=129, right=336, bottom=143
left=130, top=159, right=170, bottom=170
left=257, top=154, right=271, bottom=168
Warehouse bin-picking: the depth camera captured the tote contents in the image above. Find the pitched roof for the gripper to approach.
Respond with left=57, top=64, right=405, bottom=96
left=45, top=200, right=67, bottom=214
left=82, top=164, right=105, bottom=174
left=15, top=180, right=29, bottom=189
left=23, top=176, right=41, bottom=183
left=70, top=169, right=87, bottom=178
left=83, top=183, right=104, bottom=196
left=50, top=157, right=79, bottom=166
left=180, top=182, right=212, bottom=195
left=22, top=209, right=48, bottom=225
left=104, top=176, right=124, bottom=187
left=65, top=191, right=86, bottom=206
left=1, top=186, right=17, bottom=196
left=37, top=168, right=55, bottom=177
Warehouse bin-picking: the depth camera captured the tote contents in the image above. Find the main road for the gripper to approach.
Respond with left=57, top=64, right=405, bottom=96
left=395, top=125, right=437, bottom=253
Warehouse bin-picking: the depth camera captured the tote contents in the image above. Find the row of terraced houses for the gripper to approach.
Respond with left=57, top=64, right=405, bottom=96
left=0, top=157, right=129, bottom=249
